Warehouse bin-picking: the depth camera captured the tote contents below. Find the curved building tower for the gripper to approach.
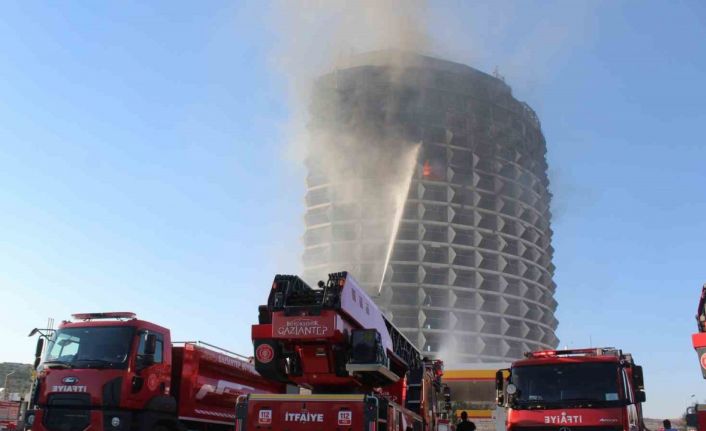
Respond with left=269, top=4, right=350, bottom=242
left=302, top=51, right=558, bottom=362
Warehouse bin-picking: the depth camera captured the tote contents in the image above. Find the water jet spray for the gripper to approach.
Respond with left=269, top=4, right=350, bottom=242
left=378, top=143, right=421, bottom=294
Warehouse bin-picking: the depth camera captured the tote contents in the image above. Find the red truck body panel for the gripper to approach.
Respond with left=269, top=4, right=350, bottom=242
left=692, top=332, right=706, bottom=378
left=262, top=309, right=352, bottom=387
left=271, top=310, right=345, bottom=341
left=507, top=407, right=625, bottom=428
left=236, top=394, right=423, bottom=431
left=173, top=343, right=281, bottom=424
left=37, top=368, right=125, bottom=407
left=240, top=394, right=368, bottom=431
left=693, top=332, right=706, bottom=349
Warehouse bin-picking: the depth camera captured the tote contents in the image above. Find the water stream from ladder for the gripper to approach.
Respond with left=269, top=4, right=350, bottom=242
left=378, top=144, right=421, bottom=295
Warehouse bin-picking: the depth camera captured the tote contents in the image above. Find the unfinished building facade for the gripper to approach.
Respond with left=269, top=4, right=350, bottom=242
left=302, top=51, right=558, bottom=362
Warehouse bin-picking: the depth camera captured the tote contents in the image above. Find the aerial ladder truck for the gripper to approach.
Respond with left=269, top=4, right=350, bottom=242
left=235, top=271, right=451, bottom=431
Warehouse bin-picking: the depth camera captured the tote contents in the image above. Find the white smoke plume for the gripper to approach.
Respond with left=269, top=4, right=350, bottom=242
left=268, top=0, right=434, bottom=293
left=270, top=0, right=432, bottom=162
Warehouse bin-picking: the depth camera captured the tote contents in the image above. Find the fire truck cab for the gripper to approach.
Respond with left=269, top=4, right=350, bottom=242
left=497, top=348, right=646, bottom=431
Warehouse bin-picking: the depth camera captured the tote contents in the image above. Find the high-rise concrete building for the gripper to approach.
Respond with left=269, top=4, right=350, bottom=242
left=302, top=51, right=558, bottom=362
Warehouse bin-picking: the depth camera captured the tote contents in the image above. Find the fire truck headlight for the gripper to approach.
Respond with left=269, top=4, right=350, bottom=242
left=26, top=414, right=35, bottom=425
left=111, top=417, right=121, bottom=428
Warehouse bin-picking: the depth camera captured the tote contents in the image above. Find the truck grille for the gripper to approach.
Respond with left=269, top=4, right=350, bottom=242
left=44, top=394, right=90, bottom=431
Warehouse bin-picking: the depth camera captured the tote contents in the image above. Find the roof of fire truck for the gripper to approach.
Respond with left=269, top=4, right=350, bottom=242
left=512, top=347, right=634, bottom=367
left=57, top=312, right=169, bottom=333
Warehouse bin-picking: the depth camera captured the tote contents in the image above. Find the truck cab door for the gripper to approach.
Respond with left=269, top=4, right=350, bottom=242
left=621, top=368, right=638, bottom=431
left=133, top=331, right=171, bottom=403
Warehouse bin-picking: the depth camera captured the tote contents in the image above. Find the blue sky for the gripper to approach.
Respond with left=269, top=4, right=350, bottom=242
left=1, top=0, right=704, bottom=418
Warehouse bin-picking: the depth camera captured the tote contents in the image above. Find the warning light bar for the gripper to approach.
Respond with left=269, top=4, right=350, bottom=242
left=524, top=347, right=621, bottom=358
left=71, top=312, right=137, bottom=321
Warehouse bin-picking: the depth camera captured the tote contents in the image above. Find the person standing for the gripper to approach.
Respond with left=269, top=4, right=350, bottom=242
left=456, top=411, right=477, bottom=431
left=661, top=419, right=678, bottom=431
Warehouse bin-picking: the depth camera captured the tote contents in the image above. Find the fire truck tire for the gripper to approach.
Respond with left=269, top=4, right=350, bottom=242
left=153, top=421, right=181, bottom=431
left=135, top=412, right=177, bottom=431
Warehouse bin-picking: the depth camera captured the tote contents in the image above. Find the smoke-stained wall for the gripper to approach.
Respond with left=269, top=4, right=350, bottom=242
left=303, top=51, right=558, bottom=363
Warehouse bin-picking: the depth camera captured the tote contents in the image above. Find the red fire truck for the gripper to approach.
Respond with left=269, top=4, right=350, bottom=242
left=690, top=283, right=706, bottom=430
left=496, top=348, right=646, bottom=431
left=235, top=271, right=450, bottom=430
left=0, top=401, right=20, bottom=430
left=25, top=312, right=283, bottom=431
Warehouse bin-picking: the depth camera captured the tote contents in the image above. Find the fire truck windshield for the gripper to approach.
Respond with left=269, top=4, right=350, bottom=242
left=510, top=362, right=624, bottom=409
left=43, top=326, right=135, bottom=369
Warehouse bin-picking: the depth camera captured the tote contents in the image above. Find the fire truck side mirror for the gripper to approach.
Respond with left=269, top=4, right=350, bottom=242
left=144, top=334, right=157, bottom=356
left=33, top=338, right=44, bottom=369
left=258, top=305, right=272, bottom=324
left=632, top=365, right=645, bottom=390
left=137, top=334, right=157, bottom=370
left=636, top=390, right=646, bottom=403
left=495, top=369, right=508, bottom=406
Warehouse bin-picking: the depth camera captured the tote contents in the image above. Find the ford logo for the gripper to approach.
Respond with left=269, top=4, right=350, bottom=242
left=62, top=376, right=79, bottom=385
